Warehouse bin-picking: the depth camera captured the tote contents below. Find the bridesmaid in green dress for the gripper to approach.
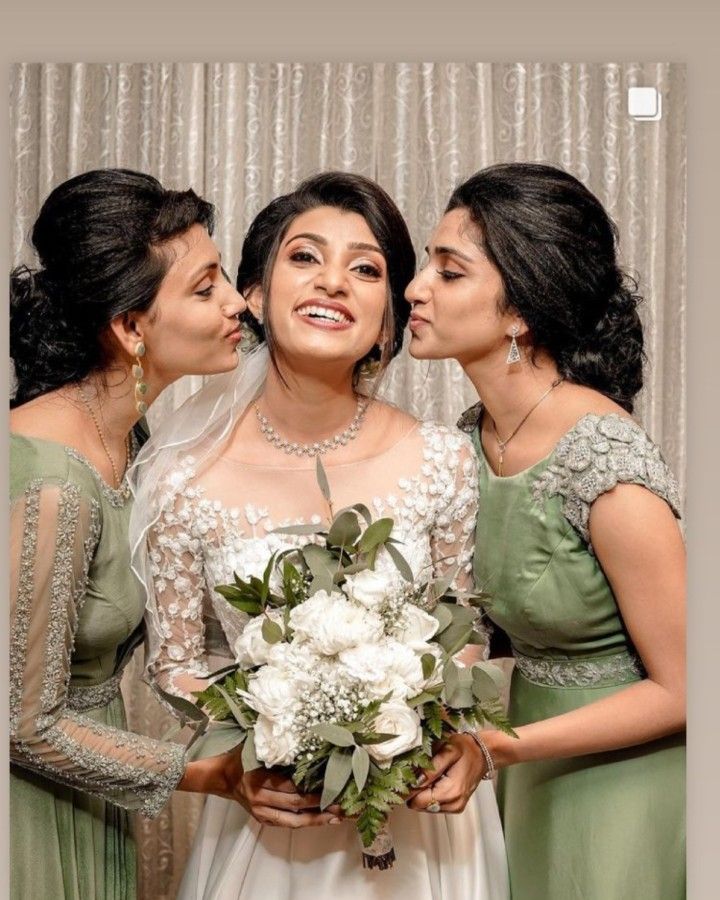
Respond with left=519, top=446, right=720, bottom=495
left=10, top=170, right=339, bottom=900
left=405, top=163, right=685, bottom=899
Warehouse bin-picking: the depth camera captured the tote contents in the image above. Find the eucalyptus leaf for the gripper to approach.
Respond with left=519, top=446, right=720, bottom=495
left=327, top=510, right=361, bottom=548
left=471, top=664, right=504, bottom=701
left=421, top=652, right=437, bottom=680
left=337, top=560, right=369, bottom=577
left=241, top=729, right=261, bottom=771
left=185, top=721, right=245, bottom=762
left=436, top=622, right=475, bottom=657
left=215, top=684, right=252, bottom=729
left=312, top=723, right=356, bottom=747
left=384, top=541, right=414, bottom=582
left=345, top=502, right=372, bottom=525
left=356, top=732, right=398, bottom=745
left=352, top=745, right=370, bottom=793
left=316, top=455, right=332, bottom=502
left=431, top=603, right=454, bottom=633
left=261, top=617, right=284, bottom=644
left=272, top=523, right=328, bottom=536
left=154, top=684, right=208, bottom=726
left=320, top=749, right=353, bottom=809
left=429, top=569, right=457, bottom=602
left=358, top=517, right=394, bottom=553
left=407, top=690, right=439, bottom=707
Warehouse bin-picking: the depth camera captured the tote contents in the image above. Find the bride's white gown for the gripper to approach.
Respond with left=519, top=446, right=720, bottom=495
left=147, top=419, right=509, bottom=900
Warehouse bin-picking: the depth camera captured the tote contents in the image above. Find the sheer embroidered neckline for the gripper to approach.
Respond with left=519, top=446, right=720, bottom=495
left=215, top=420, right=422, bottom=470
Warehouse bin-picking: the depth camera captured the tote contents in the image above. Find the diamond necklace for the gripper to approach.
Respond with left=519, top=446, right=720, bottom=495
left=77, top=385, right=132, bottom=492
left=491, top=377, right=564, bottom=476
left=254, top=396, right=370, bottom=457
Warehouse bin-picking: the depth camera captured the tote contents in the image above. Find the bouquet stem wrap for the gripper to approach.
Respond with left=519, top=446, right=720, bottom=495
left=361, top=823, right=395, bottom=870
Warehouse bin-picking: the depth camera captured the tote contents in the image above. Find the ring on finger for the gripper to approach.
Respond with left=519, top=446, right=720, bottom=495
left=272, top=809, right=280, bottom=825
left=426, top=786, right=441, bottom=814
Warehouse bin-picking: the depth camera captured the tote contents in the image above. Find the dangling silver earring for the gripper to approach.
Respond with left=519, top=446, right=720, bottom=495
left=133, top=341, right=148, bottom=415
left=506, top=325, right=521, bottom=365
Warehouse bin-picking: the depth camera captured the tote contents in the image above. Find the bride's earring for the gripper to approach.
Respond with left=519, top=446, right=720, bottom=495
left=506, top=325, right=521, bottom=365
left=133, top=341, right=149, bottom=416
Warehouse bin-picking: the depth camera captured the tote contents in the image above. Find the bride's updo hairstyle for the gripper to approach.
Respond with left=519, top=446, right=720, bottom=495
left=447, top=163, right=645, bottom=413
left=237, top=171, right=415, bottom=383
left=10, top=168, right=214, bottom=408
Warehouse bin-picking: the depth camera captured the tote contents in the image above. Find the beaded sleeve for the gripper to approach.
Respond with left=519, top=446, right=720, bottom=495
left=9, top=479, right=185, bottom=818
left=532, top=413, right=682, bottom=547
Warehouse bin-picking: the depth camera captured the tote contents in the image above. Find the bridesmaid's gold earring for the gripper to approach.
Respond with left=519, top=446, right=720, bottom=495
left=133, top=341, right=148, bottom=416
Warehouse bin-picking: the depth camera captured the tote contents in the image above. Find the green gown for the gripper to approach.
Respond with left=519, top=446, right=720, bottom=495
left=457, top=409, right=686, bottom=900
left=9, top=434, right=186, bottom=900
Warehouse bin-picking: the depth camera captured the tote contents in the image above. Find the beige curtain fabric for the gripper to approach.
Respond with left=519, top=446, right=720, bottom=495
left=10, top=62, right=686, bottom=899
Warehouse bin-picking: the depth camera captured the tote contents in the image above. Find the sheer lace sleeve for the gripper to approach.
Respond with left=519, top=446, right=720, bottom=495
left=425, top=427, right=488, bottom=659
left=428, top=427, right=479, bottom=592
left=145, top=478, right=213, bottom=701
left=9, top=479, right=185, bottom=818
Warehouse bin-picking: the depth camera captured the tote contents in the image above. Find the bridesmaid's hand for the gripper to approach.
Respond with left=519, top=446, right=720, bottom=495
left=406, top=734, right=487, bottom=814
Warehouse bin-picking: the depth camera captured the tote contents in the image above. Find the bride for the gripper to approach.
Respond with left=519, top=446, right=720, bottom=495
left=130, top=172, right=509, bottom=899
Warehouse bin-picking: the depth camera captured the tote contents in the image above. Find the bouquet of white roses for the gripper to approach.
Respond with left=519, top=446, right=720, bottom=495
left=182, top=460, right=514, bottom=869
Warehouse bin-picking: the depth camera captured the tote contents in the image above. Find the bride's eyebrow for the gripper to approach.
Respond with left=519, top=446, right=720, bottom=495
left=284, top=233, right=383, bottom=256
left=284, top=231, right=325, bottom=246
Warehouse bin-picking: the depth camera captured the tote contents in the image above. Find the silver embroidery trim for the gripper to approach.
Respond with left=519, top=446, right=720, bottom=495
left=513, top=648, right=645, bottom=687
left=40, top=484, right=102, bottom=715
left=9, top=482, right=42, bottom=736
left=531, top=413, right=681, bottom=546
left=65, top=447, right=132, bottom=508
left=66, top=673, right=123, bottom=711
left=12, top=711, right=186, bottom=818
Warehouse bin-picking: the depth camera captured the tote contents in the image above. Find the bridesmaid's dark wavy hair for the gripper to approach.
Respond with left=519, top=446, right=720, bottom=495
left=10, top=168, right=214, bottom=408
left=447, top=163, right=645, bottom=412
left=237, top=171, right=415, bottom=384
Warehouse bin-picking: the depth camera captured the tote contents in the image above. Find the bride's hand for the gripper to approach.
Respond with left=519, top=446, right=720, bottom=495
left=405, top=734, right=487, bottom=814
left=205, top=750, right=344, bottom=828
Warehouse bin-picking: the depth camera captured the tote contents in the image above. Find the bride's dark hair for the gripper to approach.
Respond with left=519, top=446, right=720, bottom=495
left=10, top=168, right=214, bottom=407
left=237, top=171, right=415, bottom=382
left=447, top=163, right=645, bottom=412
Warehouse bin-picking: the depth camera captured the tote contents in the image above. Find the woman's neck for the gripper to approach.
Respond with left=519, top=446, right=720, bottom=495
left=258, top=364, right=361, bottom=443
left=463, top=351, right=562, bottom=436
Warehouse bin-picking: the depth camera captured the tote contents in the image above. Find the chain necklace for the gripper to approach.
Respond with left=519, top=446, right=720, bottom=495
left=491, top=377, right=564, bottom=476
left=77, top=385, right=132, bottom=493
left=254, top=396, right=370, bottom=457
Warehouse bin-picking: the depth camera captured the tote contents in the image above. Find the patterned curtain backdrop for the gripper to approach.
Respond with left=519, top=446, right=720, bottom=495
left=10, top=62, right=686, bottom=898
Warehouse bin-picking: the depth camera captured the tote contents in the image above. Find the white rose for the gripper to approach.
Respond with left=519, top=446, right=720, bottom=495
left=339, top=641, right=396, bottom=685
left=385, top=640, right=427, bottom=697
left=343, top=569, right=397, bottom=610
left=240, top=665, right=301, bottom=720
left=290, top=591, right=384, bottom=656
left=233, top=610, right=285, bottom=668
left=253, top=714, right=299, bottom=766
left=366, top=701, right=423, bottom=766
left=393, top=605, right=440, bottom=650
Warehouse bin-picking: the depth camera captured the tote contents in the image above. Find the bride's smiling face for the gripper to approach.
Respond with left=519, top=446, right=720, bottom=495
left=250, top=206, right=389, bottom=370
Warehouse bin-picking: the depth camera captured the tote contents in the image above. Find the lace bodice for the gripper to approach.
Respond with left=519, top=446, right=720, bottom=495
left=146, top=420, right=481, bottom=698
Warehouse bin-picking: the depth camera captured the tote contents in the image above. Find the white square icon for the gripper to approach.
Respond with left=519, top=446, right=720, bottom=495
left=628, top=87, right=662, bottom=121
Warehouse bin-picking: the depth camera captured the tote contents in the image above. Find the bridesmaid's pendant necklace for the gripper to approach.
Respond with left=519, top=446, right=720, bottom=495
left=491, top=377, right=564, bottom=476
left=254, top=396, right=370, bottom=457
left=77, top=385, right=132, bottom=493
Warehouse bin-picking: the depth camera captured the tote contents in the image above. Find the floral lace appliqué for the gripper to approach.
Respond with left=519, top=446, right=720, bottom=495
left=532, top=413, right=681, bottom=546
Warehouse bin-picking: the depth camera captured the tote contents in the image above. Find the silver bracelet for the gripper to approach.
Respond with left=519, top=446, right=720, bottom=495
left=460, top=727, right=495, bottom=781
